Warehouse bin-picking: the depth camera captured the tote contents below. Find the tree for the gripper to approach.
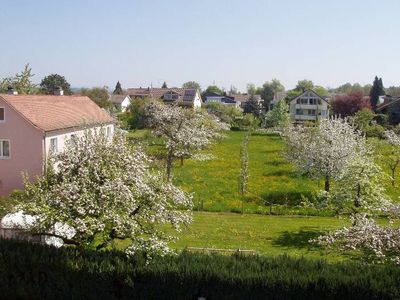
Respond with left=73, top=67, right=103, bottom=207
left=0, top=63, right=38, bottom=94
left=264, top=99, right=290, bottom=129
left=331, top=154, right=390, bottom=213
left=40, top=74, right=72, bottom=95
left=239, top=134, right=249, bottom=214
left=284, top=118, right=367, bottom=192
left=81, top=87, right=112, bottom=109
left=243, top=94, right=262, bottom=117
left=258, top=79, right=285, bottom=110
left=10, top=130, right=192, bottom=256
left=144, top=102, right=227, bottom=181
left=369, top=76, right=385, bottom=110
left=113, top=81, right=123, bottom=95
left=314, top=86, right=328, bottom=97
left=384, top=130, right=400, bottom=186
left=182, top=81, right=201, bottom=91
left=203, top=85, right=224, bottom=96
left=295, top=79, right=314, bottom=92
left=246, top=83, right=257, bottom=96
left=162, top=81, right=168, bottom=88
left=331, top=91, right=372, bottom=117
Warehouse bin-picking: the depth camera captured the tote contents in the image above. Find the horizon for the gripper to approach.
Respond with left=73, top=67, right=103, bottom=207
left=1, top=0, right=399, bottom=92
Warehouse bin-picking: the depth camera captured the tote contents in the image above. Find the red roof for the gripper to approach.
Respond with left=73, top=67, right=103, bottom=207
left=0, top=94, right=114, bottom=132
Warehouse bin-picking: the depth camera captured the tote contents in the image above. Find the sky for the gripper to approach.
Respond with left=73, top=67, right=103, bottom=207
left=0, top=0, right=399, bottom=92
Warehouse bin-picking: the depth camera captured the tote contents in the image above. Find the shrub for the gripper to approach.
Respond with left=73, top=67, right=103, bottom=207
left=1, top=239, right=400, bottom=300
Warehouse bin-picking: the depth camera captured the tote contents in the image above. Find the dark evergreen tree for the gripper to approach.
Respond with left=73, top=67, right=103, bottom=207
left=162, top=81, right=168, bottom=88
left=243, top=94, right=262, bottom=117
left=40, top=74, right=72, bottom=95
left=113, top=81, right=123, bottom=95
left=369, top=76, right=385, bottom=111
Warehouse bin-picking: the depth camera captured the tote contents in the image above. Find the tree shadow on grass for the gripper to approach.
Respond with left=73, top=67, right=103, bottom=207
left=272, top=228, right=325, bottom=250
left=264, top=160, right=288, bottom=166
left=264, top=170, right=296, bottom=177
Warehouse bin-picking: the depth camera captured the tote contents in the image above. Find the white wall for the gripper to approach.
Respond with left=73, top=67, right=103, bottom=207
left=44, top=124, right=115, bottom=156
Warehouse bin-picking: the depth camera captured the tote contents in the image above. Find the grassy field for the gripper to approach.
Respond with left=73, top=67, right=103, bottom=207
left=169, top=211, right=350, bottom=261
left=129, top=129, right=400, bottom=213
left=173, top=131, right=321, bottom=213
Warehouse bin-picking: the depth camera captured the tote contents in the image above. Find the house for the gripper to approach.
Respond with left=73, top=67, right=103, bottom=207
left=376, top=96, right=400, bottom=125
left=289, top=89, right=329, bottom=122
left=269, top=91, right=287, bottom=110
left=127, top=87, right=202, bottom=108
left=230, top=94, right=263, bottom=112
left=0, top=90, right=114, bottom=195
left=203, top=92, right=240, bottom=108
left=110, top=94, right=131, bottom=112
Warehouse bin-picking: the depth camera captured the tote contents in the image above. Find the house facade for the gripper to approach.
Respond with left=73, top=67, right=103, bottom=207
left=0, top=93, right=114, bottom=195
left=203, top=92, right=240, bottom=108
left=110, top=94, right=131, bottom=112
left=127, top=87, right=202, bottom=108
left=376, top=96, right=400, bottom=125
left=289, top=90, right=329, bottom=122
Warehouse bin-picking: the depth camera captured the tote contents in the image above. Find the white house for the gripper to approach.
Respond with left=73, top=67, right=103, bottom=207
left=289, top=90, right=329, bottom=122
left=110, top=94, right=132, bottom=112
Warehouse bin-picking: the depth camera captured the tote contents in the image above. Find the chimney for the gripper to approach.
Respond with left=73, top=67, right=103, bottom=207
left=54, top=86, right=64, bottom=96
left=7, top=86, right=18, bottom=95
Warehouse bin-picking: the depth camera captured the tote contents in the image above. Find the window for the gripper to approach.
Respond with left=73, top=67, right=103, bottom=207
left=70, top=134, right=77, bottom=147
left=0, top=108, right=4, bottom=122
left=296, top=109, right=303, bottom=115
left=50, top=138, right=58, bottom=153
left=0, top=140, right=10, bottom=158
left=318, top=99, right=322, bottom=105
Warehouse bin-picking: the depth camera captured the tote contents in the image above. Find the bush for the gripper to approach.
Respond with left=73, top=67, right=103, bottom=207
left=1, top=239, right=400, bottom=299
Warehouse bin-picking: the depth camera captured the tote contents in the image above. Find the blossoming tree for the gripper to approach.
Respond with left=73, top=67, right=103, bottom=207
left=11, top=130, right=192, bottom=256
left=284, top=118, right=367, bottom=192
left=384, top=130, right=400, bottom=186
left=144, top=101, right=228, bottom=181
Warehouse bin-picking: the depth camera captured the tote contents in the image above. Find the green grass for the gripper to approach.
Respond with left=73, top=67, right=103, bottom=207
left=173, top=131, right=320, bottom=213
left=170, top=212, right=349, bottom=261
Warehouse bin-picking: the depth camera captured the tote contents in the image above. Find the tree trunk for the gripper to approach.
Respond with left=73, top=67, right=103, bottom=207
left=166, top=149, right=174, bottom=182
left=324, top=176, right=330, bottom=192
left=180, top=156, right=184, bottom=166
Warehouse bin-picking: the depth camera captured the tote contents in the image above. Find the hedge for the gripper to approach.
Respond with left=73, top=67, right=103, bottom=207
left=0, top=238, right=399, bottom=299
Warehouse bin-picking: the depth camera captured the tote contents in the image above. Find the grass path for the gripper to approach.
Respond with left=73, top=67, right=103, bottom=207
left=170, top=211, right=349, bottom=261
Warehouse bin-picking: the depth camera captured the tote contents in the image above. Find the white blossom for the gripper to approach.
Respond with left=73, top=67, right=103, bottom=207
left=11, top=129, right=192, bottom=256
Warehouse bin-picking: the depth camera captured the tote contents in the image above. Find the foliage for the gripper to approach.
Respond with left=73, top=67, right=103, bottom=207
left=203, top=85, right=224, bottom=96
left=351, top=109, right=386, bottom=138
left=204, top=102, right=242, bottom=127
left=182, top=81, right=201, bottom=91
left=122, top=97, right=151, bottom=129
left=284, top=118, right=367, bottom=192
left=9, top=130, right=192, bottom=255
left=81, top=87, right=112, bottom=109
left=330, top=154, right=390, bottom=213
left=384, top=130, right=400, bottom=186
left=162, top=81, right=168, bottom=88
left=264, top=99, right=290, bottom=129
left=369, top=76, right=385, bottom=110
left=2, top=239, right=400, bottom=300
left=331, top=91, right=371, bottom=117
left=314, top=213, right=400, bottom=265
left=113, top=81, right=123, bottom=94
left=295, top=79, right=314, bottom=92
left=239, top=134, right=249, bottom=213
left=242, top=94, right=262, bottom=117
left=40, top=74, right=72, bottom=95
left=256, top=79, right=285, bottom=110
left=0, top=63, right=38, bottom=94
left=144, top=101, right=227, bottom=181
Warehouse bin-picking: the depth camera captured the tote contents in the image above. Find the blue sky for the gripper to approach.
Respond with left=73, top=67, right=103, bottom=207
left=1, top=0, right=399, bottom=91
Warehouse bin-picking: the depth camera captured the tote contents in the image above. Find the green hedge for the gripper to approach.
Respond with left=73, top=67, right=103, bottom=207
left=0, top=239, right=399, bottom=299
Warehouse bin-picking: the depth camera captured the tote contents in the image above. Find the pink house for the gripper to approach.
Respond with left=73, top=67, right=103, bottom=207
left=0, top=92, right=114, bottom=196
